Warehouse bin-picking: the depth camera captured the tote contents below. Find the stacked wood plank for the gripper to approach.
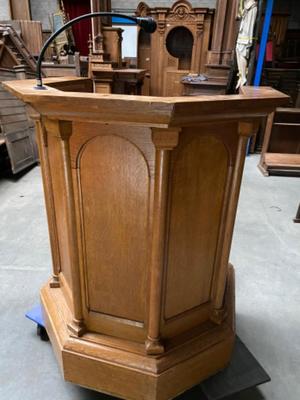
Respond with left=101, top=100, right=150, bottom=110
left=0, top=68, right=38, bottom=173
left=18, top=20, right=43, bottom=58
left=259, top=107, right=300, bottom=176
left=0, top=23, right=39, bottom=173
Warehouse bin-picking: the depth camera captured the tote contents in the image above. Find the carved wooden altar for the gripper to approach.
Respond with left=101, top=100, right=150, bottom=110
left=136, top=1, right=213, bottom=96
left=89, top=0, right=146, bottom=94
left=3, top=77, right=287, bottom=400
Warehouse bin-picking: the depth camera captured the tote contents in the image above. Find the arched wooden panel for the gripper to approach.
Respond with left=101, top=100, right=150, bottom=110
left=165, top=135, right=228, bottom=319
left=78, top=135, right=150, bottom=322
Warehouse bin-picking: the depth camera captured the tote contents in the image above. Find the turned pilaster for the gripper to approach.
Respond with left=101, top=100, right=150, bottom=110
left=212, top=122, right=255, bottom=320
left=221, top=0, right=239, bottom=65
left=146, top=128, right=180, bottom=355
left=90, top=0, right=109, bottom=58
left=191, top=16, right=205, bottom=73
left=33, top=117, right=61, bottom=288
left=208, top=0, right=239, bottom=67
left=156, top=13, right=166, bottom=96
left=52, top=120, right=86, bottom=336
left=209, top=0, right=229, bottom=65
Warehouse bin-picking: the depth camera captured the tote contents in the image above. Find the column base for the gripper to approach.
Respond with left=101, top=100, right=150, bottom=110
left=40, top=267, right=235, bottom=400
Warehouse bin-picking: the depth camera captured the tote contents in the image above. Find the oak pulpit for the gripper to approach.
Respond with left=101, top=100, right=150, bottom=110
left=4, top=77, right=287, bottom=400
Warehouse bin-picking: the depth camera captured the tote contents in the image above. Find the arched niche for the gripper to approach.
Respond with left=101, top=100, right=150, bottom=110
left=166, top=26, right=194, bottom=70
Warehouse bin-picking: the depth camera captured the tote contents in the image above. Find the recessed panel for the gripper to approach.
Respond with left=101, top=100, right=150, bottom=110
left=165, top=134, right=228, bottom=319
left=79, top=135, right=150, bottom=322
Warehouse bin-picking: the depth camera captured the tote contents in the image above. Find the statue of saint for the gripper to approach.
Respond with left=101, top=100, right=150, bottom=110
left=236, top=0, right=257, bottom=89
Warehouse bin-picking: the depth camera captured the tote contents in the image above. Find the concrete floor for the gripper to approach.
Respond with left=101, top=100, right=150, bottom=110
left=0, top=154, right=299, bottom=400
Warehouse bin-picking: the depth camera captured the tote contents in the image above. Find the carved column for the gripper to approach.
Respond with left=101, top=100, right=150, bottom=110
left=207, top=0, right=239, bottom=76
left=200, top=11, right=214, bottom=73
left=90, top=0, right=105, bottom=58
left=34, top=117, right=61, bottom=289
left=146, top=128, right=180, bottom=355
left=49, top=119, right=86, bottom=337
left=191, top=17, right=204, bottom=73
left=212, top=121, right=255, bottom=318
left=209, top=0, right=229, bottom=65
left=153, top=12, right=166, bottom=96
left=221, top=0, right=240, bottom=65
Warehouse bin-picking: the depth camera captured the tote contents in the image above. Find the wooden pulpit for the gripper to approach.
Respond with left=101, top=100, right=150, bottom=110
left=4, top=78, right=287, bottom=400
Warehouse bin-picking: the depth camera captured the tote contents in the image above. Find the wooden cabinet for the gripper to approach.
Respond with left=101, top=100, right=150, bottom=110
left=4, top=78, right=287, bottom=400
left=136, top=1, right=213, bottom=96
left=258, top=108, right=300, bottom=176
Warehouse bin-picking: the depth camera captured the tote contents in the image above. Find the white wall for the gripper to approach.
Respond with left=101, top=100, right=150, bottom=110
left=30, top=0, right=58, bottom=30
left=0, top=0, right=11, bottom=20
left=114, top=25, right=138, bottom=58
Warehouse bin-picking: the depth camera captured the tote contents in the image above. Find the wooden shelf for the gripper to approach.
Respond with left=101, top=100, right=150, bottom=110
left=265, top=153, right=300, bottom=167
left=260, top=153, right=300, bottom=176
left=258, top=107, right=300, bottom=177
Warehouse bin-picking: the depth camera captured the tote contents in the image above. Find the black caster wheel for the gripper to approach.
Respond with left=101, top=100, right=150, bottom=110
left=37, top=324, right=49, bottom=341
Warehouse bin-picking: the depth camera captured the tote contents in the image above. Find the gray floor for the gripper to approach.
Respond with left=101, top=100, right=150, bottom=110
left=0, top=155, right=299, bottom=400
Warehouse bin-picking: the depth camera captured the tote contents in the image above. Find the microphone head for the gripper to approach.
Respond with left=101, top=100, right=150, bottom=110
left=136, top=17, right=157, bottom=34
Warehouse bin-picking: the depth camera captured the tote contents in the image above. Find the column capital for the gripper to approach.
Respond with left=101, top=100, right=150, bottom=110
left=151, top=127, right=181, bottom=150
left=44, top=119, right=73, bottom=141
left=238, top=120, right=259, bottom=137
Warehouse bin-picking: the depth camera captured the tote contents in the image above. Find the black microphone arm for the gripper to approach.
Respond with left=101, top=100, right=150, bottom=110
left=35, top=12, right=157, bottom=89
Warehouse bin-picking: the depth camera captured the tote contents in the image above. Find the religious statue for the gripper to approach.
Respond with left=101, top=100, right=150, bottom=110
left=236, top=0, right=257, bottom=89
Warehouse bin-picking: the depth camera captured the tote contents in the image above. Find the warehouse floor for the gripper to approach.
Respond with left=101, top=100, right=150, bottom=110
left=0, top=154, right=299, bottom=400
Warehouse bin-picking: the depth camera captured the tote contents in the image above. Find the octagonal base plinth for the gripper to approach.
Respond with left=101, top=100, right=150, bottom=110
left=40, top=268, right=235, bottom=400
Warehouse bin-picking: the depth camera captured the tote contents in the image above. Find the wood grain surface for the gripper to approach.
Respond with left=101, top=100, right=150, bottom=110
left=6, top=77, right=286, bottom=399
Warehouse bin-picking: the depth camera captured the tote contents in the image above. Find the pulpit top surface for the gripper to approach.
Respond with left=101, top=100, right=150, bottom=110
left=3, top=77, right=288, bottom=128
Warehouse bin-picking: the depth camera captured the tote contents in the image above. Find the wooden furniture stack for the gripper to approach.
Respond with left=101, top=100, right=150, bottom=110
left=258, top=108, right=300, bottom=176
left=16, top=20, right=43, bottom=58
left=201, top=0, right=239, bottom=95
left=0, top=24, right=37, bottom=74
left=136, top=1, right=214, bottom=96
left=258, top=69, right=300, bottom=176
left=0, top=24, right=38, bottom=173
left=268, top=12, right=290, bottom=61
left=4, top=77, right=287, bottom=399
left=88, top=0, right=146, bottom=94
left=263, top=68, right=300, bottom=106
left=0, top=67, right=38, bottom=173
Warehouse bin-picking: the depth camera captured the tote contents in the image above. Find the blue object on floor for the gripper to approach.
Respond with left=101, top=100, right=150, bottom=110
left=25, top=305, right=270, bottom=398
left=25, top=304, right=45, bottom=327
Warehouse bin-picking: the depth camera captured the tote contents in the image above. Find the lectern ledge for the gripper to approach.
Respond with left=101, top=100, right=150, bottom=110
left=3, top=77, right=287, bottom=400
